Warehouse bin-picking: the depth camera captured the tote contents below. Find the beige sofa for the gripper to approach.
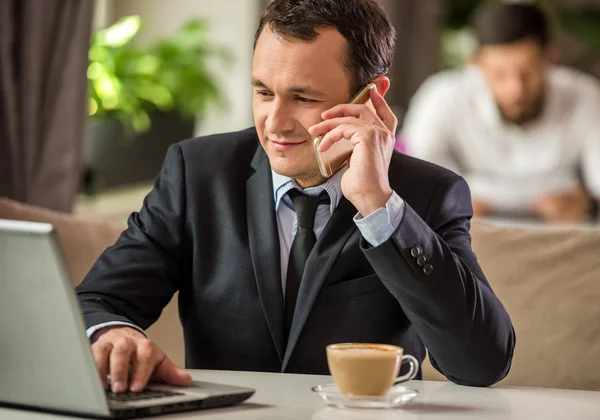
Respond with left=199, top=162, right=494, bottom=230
left=2, top=197, right=599, bottom=391
left=423, top=220, right=600, bottom=391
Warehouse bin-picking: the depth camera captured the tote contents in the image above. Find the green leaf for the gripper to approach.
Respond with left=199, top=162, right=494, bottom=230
left=87, top=61, right=103, bottom=80
left=95, top=15, right=141, bottom=48
left=131, top=110, right=152, bottom=132
left=118, top=51, right=160, bottom=76
left=88, top=98, right=99, bottom=116
left=89, top=44, right=109, bottom=62
left=132, top=82, right=174, bottom=110
left=93, top=65, right=120, bottom=98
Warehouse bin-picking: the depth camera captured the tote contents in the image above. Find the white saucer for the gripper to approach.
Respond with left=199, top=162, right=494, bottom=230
left=311, top=383, right=418, bottom=409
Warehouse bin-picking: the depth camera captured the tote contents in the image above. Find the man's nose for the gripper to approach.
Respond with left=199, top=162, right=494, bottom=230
left=265, top=99, right=295, bottom=134
left=507, top=77, right=527, bottom=100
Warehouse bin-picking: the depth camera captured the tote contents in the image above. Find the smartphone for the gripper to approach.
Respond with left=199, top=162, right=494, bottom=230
left=313, top=83, right=377, bottom=178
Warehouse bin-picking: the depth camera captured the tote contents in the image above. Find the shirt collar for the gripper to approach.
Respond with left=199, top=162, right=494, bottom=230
left=272, top=165, right=347, bottom=215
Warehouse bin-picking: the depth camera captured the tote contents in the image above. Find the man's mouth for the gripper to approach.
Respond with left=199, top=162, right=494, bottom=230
left=270, top=139, right=306, bottom=152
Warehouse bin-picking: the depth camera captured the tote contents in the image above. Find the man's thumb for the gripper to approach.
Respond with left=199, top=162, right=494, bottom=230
left=155, top=356, right=192, bottom=386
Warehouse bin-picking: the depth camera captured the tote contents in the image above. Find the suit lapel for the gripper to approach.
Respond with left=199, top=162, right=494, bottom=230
left=246, top=146, right=285, bottom=362
left=282, top=197, right=358, bottom=370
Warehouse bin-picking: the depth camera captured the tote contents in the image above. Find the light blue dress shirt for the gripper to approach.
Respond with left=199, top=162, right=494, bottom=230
left=273, top=166, right=405, bottom=292
left=87, top=166, right=406, bottom=339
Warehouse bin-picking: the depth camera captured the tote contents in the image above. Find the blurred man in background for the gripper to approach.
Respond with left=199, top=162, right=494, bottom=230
left=402, top=2, right=600, bottom=223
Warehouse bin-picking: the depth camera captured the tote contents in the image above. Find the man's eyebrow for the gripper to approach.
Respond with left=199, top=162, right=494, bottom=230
left=250, top=77, right=268, bottom=88
left=250, top=77, right=325, bottom=97
left=288, top=85, right=325, bottom=97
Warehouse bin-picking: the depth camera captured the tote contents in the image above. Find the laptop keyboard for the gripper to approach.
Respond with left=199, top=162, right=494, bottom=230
left=106, top=389, right=185, bottom=402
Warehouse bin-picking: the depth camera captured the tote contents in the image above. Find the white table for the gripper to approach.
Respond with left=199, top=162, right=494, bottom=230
left=2, top=370, right=600, bottom=419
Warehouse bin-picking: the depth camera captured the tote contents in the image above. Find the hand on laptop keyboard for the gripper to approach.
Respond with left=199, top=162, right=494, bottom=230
left=91, top=326, right=192, bottom=393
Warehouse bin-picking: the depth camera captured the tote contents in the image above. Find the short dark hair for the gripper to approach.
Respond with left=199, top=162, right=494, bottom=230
left=472, top=3, right=550, bottom=48
left=253, top=0, right=396, bottom=93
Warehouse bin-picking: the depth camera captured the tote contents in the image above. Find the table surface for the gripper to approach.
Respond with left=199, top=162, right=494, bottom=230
left=2, top=370, right=600, bottom=420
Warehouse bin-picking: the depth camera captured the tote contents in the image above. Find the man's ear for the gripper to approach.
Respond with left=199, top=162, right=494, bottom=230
left=371, top=75, right=391, bottom=97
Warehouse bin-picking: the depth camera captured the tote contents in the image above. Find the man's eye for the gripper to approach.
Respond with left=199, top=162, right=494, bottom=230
left=256, top=91, right=273, bottom=98
left=296, top=96, right=317, bottom=103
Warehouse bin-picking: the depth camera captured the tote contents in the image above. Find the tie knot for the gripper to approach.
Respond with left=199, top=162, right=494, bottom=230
left=288, top=190, right=330, bottom=229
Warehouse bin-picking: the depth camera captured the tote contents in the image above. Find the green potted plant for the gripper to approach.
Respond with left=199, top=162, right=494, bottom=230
left=85, top=15, right=231, bottom=193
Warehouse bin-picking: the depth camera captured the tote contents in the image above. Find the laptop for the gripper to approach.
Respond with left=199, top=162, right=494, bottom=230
left=0, top=219, right=255, bottom=418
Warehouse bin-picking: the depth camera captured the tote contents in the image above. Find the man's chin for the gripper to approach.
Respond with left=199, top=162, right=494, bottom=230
left=270, top=163, right=309, bottom=178
left=500, top=99, right=543, bottom=124
left=269, top=160, right=324, bottom=185
left=501, top=108, right=533, bottom=124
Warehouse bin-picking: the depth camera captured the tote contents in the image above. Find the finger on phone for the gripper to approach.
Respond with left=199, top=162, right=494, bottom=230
left=92, top=341, right=113, bottom=389
left=109, top=340, right=135, bottom=393
left=153, top=356, right=192, bottom=387
left=309, top=116, right=357, bottom=140
left=129, top=341, right=156, bottom=392
left=318, top=124, right=358, bottom=152
left=369, top=88, right=397, bottom=133
left=321, top=104, right=366, bottom=120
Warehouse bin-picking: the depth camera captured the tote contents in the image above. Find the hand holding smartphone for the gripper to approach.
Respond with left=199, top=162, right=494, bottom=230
left=313, top=83, right=377, bottom=178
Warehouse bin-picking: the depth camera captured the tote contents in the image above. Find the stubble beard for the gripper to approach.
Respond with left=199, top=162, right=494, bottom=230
left=499, top=94, right=545, bottom=125
left=265, top=128, right=325, bottom=187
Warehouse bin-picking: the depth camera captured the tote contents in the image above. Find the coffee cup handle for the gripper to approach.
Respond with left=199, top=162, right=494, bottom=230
left=393, top=354, right=419, bottom=385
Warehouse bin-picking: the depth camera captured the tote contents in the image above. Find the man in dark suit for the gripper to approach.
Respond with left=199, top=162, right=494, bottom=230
left=77, top=0, right=515, bottom=394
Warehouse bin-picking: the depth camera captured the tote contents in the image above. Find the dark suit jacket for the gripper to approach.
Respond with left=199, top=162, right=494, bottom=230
left=76, top=127, right=515, bottom=386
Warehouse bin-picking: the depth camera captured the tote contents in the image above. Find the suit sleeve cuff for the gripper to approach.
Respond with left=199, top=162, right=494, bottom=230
left=353, top=191, right=405, bottom=247
left=86, top=321, right=148, bottom=342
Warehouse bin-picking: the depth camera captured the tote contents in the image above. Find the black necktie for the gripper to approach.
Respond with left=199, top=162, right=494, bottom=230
left=284, top=190, right=330, bottom=340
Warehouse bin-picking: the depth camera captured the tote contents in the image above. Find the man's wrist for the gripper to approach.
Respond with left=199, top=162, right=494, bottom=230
left=92, top=325, right=136, bottom=342
left=353, top=191, right=405, bottom=247
left=352, top=188, right=393, bottom=217
left=87, top=322, right=147, bottom=343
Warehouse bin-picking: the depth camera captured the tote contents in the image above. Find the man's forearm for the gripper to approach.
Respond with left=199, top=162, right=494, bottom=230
left=361, top=203, right=515, bottom=387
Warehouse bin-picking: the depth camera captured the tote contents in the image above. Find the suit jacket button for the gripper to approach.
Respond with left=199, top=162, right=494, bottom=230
left=417, top=255, right=427, bottom=267
left=423, top=264, right=434, bottom=276
left=410, top=246, right=422, bottom=258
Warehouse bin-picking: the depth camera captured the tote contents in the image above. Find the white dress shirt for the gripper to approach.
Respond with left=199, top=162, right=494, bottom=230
left=402, top=65, right=600, bottom=214
left=87, top=164, right=406, bottom=339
